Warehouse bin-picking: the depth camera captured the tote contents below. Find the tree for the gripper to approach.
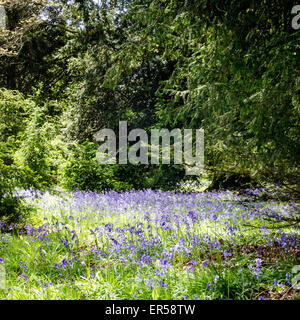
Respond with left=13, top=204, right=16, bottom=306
left=0, top=88, right=37, bottom=221
left=104, top=0, right=300, bottom=190
left=0, top=1, right=77, bottom=95
left=0, top=0, right=47, bottom=57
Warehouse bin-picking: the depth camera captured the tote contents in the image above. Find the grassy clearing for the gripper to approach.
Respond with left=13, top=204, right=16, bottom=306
left=0, top=188, right=299, bottom=300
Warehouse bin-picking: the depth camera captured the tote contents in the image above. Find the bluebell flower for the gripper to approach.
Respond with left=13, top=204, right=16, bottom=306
left=214, top=275, right=219, bottom=284
left=206, top=282, right=212, bottom=291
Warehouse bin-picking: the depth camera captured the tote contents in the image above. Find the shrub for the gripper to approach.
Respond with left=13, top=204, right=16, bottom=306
left=0, top=88, right=40, bottom=221
left=59, top=140, right=133, bottom=191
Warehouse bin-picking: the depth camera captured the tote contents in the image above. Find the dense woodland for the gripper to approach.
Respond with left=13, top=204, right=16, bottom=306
left=0, top=0, right=299, bottom=219
left=0, top=0, right=300, bottom=301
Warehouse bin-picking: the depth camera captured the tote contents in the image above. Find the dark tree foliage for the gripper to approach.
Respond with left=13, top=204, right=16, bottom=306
left=0, top=0, right=299, bottom=195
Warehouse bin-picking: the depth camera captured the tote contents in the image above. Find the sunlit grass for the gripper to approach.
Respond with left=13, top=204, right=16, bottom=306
left=0, top=189, right=299, bottom=300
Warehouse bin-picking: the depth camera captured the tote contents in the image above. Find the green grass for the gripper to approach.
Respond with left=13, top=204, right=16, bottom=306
left=0, top=189, right=299, bottom=300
